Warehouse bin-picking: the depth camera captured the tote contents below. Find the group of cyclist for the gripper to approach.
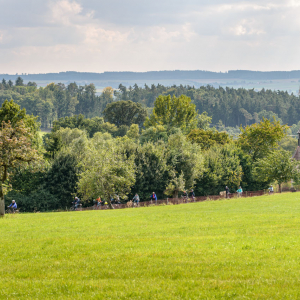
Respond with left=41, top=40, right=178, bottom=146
left=83, top=190, right=196, bottom=210
left=93, top=196, right=121, bottom=208
left=182, top=189, right=195, bottom=201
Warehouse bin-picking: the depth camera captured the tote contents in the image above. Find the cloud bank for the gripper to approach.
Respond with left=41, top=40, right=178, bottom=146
left=0, top=0, right=299, bottom=73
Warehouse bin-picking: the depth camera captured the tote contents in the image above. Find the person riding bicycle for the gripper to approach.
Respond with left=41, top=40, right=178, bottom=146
left=225, top=186, right=230, bottom=198
left=73, top=197, right=80, bottom=210
left=237, top=186, right=243, bottom=197
left=182, top=190, right=188, bottom=201
left=268, top=185, right=274, bottom=194
left=189, top=189, right=195, bottom=201
left=150, top=192, right=157, bottom=204
left=94, top=197, right=101, bottom=208
left=8, top=200, right=17, bottom=213
left=132, top=193, right=140, bottom=207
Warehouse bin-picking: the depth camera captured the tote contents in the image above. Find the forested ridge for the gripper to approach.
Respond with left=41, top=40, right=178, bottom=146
left=2, top=70, right=300, bottom=81
left=1, top=85, right=300, bottom=214
left=1, top=77, right=300, bottom=131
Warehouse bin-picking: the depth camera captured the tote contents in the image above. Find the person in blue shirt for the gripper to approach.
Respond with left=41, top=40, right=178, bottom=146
left=8, top=200, right=17, bottom=213
left=268, top=185, right=274, bottom=194
left=237, top=186, right=243, bottom=197
left=150, top=192, right=157, bottom=204
left=132, top=194, right=140, bottom=207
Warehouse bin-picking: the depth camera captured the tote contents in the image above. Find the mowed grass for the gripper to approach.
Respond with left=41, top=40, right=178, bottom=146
left=1, top=194, right=300, bottom=299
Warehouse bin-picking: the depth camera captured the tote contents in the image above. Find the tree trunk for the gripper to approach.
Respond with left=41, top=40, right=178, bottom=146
left=279, top=183, right=282, bottom=193
left=0, top=182, right=5, bottom=216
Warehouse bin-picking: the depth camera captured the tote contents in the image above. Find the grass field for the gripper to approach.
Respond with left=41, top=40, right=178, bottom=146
left=1, top=193, right=300, bottom=299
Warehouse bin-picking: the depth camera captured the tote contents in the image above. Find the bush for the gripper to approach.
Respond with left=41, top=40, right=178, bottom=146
left=5, top=189, right=59, bottom=212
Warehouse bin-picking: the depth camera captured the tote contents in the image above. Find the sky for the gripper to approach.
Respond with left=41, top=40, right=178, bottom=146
left=0, top=0, right=300, bottom=74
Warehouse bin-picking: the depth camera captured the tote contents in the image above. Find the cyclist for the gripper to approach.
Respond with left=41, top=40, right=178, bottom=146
left=237, top=186, right=243, bottom=197
left=268, top=185, right=274, bottom=194
left=132, top=193, right=140, bottom=207
left=94, top=197, right=101, bottom=208
left=182, top=190, right=188, bottom=202
left=225, top=186, right=229, bottom=198
left=189, top=189, right=195, bottom=201
left=73, top=197, right=81, bottom=210
left=150, top=192, right=157, bottom=205
left=8, top=200, right=17, bottom=213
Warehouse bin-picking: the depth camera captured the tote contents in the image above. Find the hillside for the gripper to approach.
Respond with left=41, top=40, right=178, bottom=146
left=1, top=70, right=300, bottom=94
left=1, top=193, right=300, bottom=299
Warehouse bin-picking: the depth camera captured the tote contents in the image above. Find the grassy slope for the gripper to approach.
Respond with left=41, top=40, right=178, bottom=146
left=1, top=193, right=300, bottom=299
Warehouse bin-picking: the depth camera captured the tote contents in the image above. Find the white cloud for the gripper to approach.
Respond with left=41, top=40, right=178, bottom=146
left=0, top=0, right=300, bottom=73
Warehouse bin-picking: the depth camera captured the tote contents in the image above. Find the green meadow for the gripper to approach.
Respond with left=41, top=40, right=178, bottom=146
left=1, top=193, right=300, bottom=299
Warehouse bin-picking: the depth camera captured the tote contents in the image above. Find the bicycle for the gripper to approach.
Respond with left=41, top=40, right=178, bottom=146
left=70, top=204, right=82, bottom=211
left=181, top=195, right=189, bottom=203
left=5, top=207, right=18, bottom=214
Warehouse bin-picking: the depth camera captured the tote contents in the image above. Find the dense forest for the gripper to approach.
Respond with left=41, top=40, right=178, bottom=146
left=1, top=90, right=300, bottom=213
left=1, top=77, right=300, bottom=131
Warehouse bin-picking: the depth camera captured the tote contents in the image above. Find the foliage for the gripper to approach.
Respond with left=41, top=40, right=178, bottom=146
left=103, top=100, right=147, bottom=127
left=144, top=95, right=198, bottom=133
left=140, top=125, right=169, bottom=144
left=238, top=118, right=288, bottom=160
left=2, top=79, right=300, bottom=130
left=5, top=189, right=59, bottom=212
left=52, top=114, right=129, bottom=138
left=278, top=136, right=298, bottom=154
left=166, top=132, right=204, bottom=191
left=197, top=111, right=212, bottom=130
left=45, top=152, right=80, bottom=208
left=130, top=141, right=169, bottom=201
left=253, top=150, right=300, bottom=192
left=187, top=128, right=231, bottom=150
left=0, top=99, right=39, bottom=134
left=77, top=133, right=136, bottom=207
left=0, top=120, right=40, bottom=215
left=126, top=124, right=140, bottom=140
left=164, top=171, right=185, bottom=198
left=195, top=144, right=243, bottom=196
left=9, top=163, right=48, bottom=196
left=7, top=152, right=79, bottom=211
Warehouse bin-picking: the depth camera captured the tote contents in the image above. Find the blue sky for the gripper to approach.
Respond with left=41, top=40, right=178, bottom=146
left=0, top=0, right=299, bottom=73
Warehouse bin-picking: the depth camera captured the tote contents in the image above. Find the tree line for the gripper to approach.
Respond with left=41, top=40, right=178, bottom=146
left=1, top=94, right=299, bottom=215
left=1, top=77, right=300, bottom=131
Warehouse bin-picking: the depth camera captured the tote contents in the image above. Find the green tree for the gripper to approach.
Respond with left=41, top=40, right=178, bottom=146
left=278, top=136, right=298, bottom=154
left=46, top=152, right=79, bottom=208
left=0, top=121, right=40, bottom=215
left=15, top=76, right=24, bottom=86
left=187, top=129, right=231, bottom=150
left=144, top=95, right=198, bottom=133
left=195, top=144, right=243, bottom=196
left=130, top=141, right=169, bottom=200
left=0, top=100, right=39, bottom=133
left=103, top=100, right=147, bottom=127
left=238, top=118, right=288, bottom=161
left=77, top=133, right=135, bottom=208
left=253, top=150, right=299, bottom=192
left=126, top=124, right=139, bottom=140
left=164, top=171, right=185, bottom=198
left=140, top=125, right=169, bottom=144
left=167, top=132, right=204, bottom=196
left=197, top=111, right=212, bottom=130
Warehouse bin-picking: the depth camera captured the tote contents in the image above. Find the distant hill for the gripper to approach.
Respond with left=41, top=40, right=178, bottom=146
left=2, top=70, right=300, bottom=81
